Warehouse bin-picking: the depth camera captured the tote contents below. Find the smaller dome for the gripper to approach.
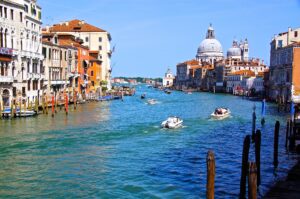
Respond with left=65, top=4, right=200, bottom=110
left=227, top=47, right=241, bottom=57
left=227, top=40, right=241, bottom=58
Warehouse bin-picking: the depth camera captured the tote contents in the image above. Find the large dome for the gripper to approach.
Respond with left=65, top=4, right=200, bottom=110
left=198, top=38, right=223, bottom=54
left=196, top=24, right=224, bottom=63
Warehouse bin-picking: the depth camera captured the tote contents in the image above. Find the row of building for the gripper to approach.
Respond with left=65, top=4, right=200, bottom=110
left=164, top=24, right=300, bottom=103
left=0, top=0, right=112, bottom=107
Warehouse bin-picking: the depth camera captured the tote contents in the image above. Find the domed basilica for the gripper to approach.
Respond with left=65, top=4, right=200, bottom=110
left=196, top=24, right=224, bottom=64
left=196, top=24, right=250, bottom=64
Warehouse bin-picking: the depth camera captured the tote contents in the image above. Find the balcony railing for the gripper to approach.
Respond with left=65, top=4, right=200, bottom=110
left=0, top=76, right=14, bottom=83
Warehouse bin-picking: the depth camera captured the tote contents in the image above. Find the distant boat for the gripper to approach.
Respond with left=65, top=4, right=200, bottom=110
left=211, top=108, right=231, bottom=119
left=141, top=94, right=146, bottom=99
left=164, top=90, right=172, bottom=94
left=147, top=99, right=157, bottom=105
left=98, top=95, right=113, bottom=101
left=161, top=116, right=183, bottom=129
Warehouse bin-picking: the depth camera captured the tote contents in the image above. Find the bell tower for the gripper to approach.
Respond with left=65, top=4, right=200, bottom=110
left=242, top=38, right=249, bottom=62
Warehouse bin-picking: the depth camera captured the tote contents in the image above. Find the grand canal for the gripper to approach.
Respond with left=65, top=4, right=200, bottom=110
left=0, top=85, right=298, bottom=198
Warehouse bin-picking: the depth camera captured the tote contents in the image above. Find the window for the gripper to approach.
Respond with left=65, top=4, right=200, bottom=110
left=27, top=80, right=31, bottom=91
left=27, top=61, right=30, bottom=73
left=22, top=87, right=26, bottom=95
left=0, top=6, right=2, bottom=17
left=11, top=38, right=13, bottom=49
left=13, top=87, right=16, bottom=97
left=40, top=80, right=43, bottom=89
left=10, top=9, right=13, bottom=20
left=48, top=48, right=51, bottom=59
left=38, top=11, right=41, bottom=20
left=4, top=7, right=7, bottom=18
left=85, top=37, right=89, bottom=42
left=99, top=45, right=102, bottom=50
left=20, top=12, right=23, bottom=22
left=24, top=5, right=28, bottom=13
left=91, top=71, right=94, bottom=76
left=278, top=40, right=283, bottom=48
left=99, top=37, right=102, bottom=42
left=295, top=31, right=298, bottom=37
left=42, top=47, right=46, bottom=58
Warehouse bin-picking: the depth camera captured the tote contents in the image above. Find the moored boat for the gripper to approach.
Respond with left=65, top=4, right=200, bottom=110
left=161, top=116, right=183, bottom=129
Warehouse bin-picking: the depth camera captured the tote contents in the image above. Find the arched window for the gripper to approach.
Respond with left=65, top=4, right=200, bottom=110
left=4, top=29, right=8, bottom=47
left=0, top=28, right=3, bottom=47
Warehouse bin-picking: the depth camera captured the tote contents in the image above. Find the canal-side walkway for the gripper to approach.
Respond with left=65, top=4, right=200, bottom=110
left=264, top=160, right=300, bottom=199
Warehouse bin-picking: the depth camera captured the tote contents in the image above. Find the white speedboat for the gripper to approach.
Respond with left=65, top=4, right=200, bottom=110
left=211, top=108, right=231, bottom=119
left=19, top=110, right=37, bottom=117
left=161, top=116, right=183, bottom=129
left=147, top=99, right=157, bottom=105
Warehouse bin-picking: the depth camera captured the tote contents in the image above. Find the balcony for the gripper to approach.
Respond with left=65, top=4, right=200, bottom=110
left=20, top=50, right=43, bottom=60
left=51, top=80, right=67, bottom=85
left=0, top=76, right=14, bottom=83
left=0, top=47, right=13, bottom=56
left=27, top=73, right=42, bottom=80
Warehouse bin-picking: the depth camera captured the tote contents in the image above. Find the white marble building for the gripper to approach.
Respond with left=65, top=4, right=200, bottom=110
left=163, top=68, right=174, bottom=87
left=0, top=0, right=43, bottom=107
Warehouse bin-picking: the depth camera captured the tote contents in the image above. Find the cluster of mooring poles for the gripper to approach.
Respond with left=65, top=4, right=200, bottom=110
left=205, top=99, right=299, bottom=199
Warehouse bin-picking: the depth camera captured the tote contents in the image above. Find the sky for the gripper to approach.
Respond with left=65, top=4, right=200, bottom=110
left=39, top=0, right=300, bottom=78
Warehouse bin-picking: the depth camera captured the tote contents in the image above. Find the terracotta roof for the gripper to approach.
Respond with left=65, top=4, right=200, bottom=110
left=285, top=42, right=300, bottom=48
left=190, top=65, right=202, bottom=70
left=89, top=50, right=99, bottom=54
left=49, top=19, right=106, bottom=33
left=229, top=70, right=255, bottom=77
left=178, top=59, right=199, bottom=66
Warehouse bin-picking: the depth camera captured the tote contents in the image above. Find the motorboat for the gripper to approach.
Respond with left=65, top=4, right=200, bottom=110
left=164, top=90, right=172, bottom=94
left=19, top=110, right=37, bottom=117
left=147, top=99, right=157, bottom=105
left=1, top=108, right=37, bottom=117
left=161, top=116, right=183, bottom=129
left=211, top=108, right=231, bottom=119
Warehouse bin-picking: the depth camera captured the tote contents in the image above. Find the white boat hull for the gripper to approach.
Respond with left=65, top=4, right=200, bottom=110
left=161, top=117, right=183, bottom=129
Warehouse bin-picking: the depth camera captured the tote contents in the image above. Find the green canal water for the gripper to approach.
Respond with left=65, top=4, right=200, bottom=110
left=0, top=85, right=298, bottom=198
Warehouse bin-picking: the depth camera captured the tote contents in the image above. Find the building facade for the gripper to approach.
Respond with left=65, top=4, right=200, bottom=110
left=47, top=19, right=112, bottom=90
left=0, top=0, right=43, bottom=107
left=268, top=27, right=300, bottom=102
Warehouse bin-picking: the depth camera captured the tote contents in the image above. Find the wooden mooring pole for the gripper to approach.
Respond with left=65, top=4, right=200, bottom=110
left=255, top=130, right=261, bottom=186
left=240, top=135, right=251, bottom=199
left=248, top=162, right=257, bottom=199
left=273, top=121, right=280, bottom=168
left=285, top=120, right=290, bottom=148
left=206, top=150, right=215, bottom=199
left=252, top=104, right=256, bottom=141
